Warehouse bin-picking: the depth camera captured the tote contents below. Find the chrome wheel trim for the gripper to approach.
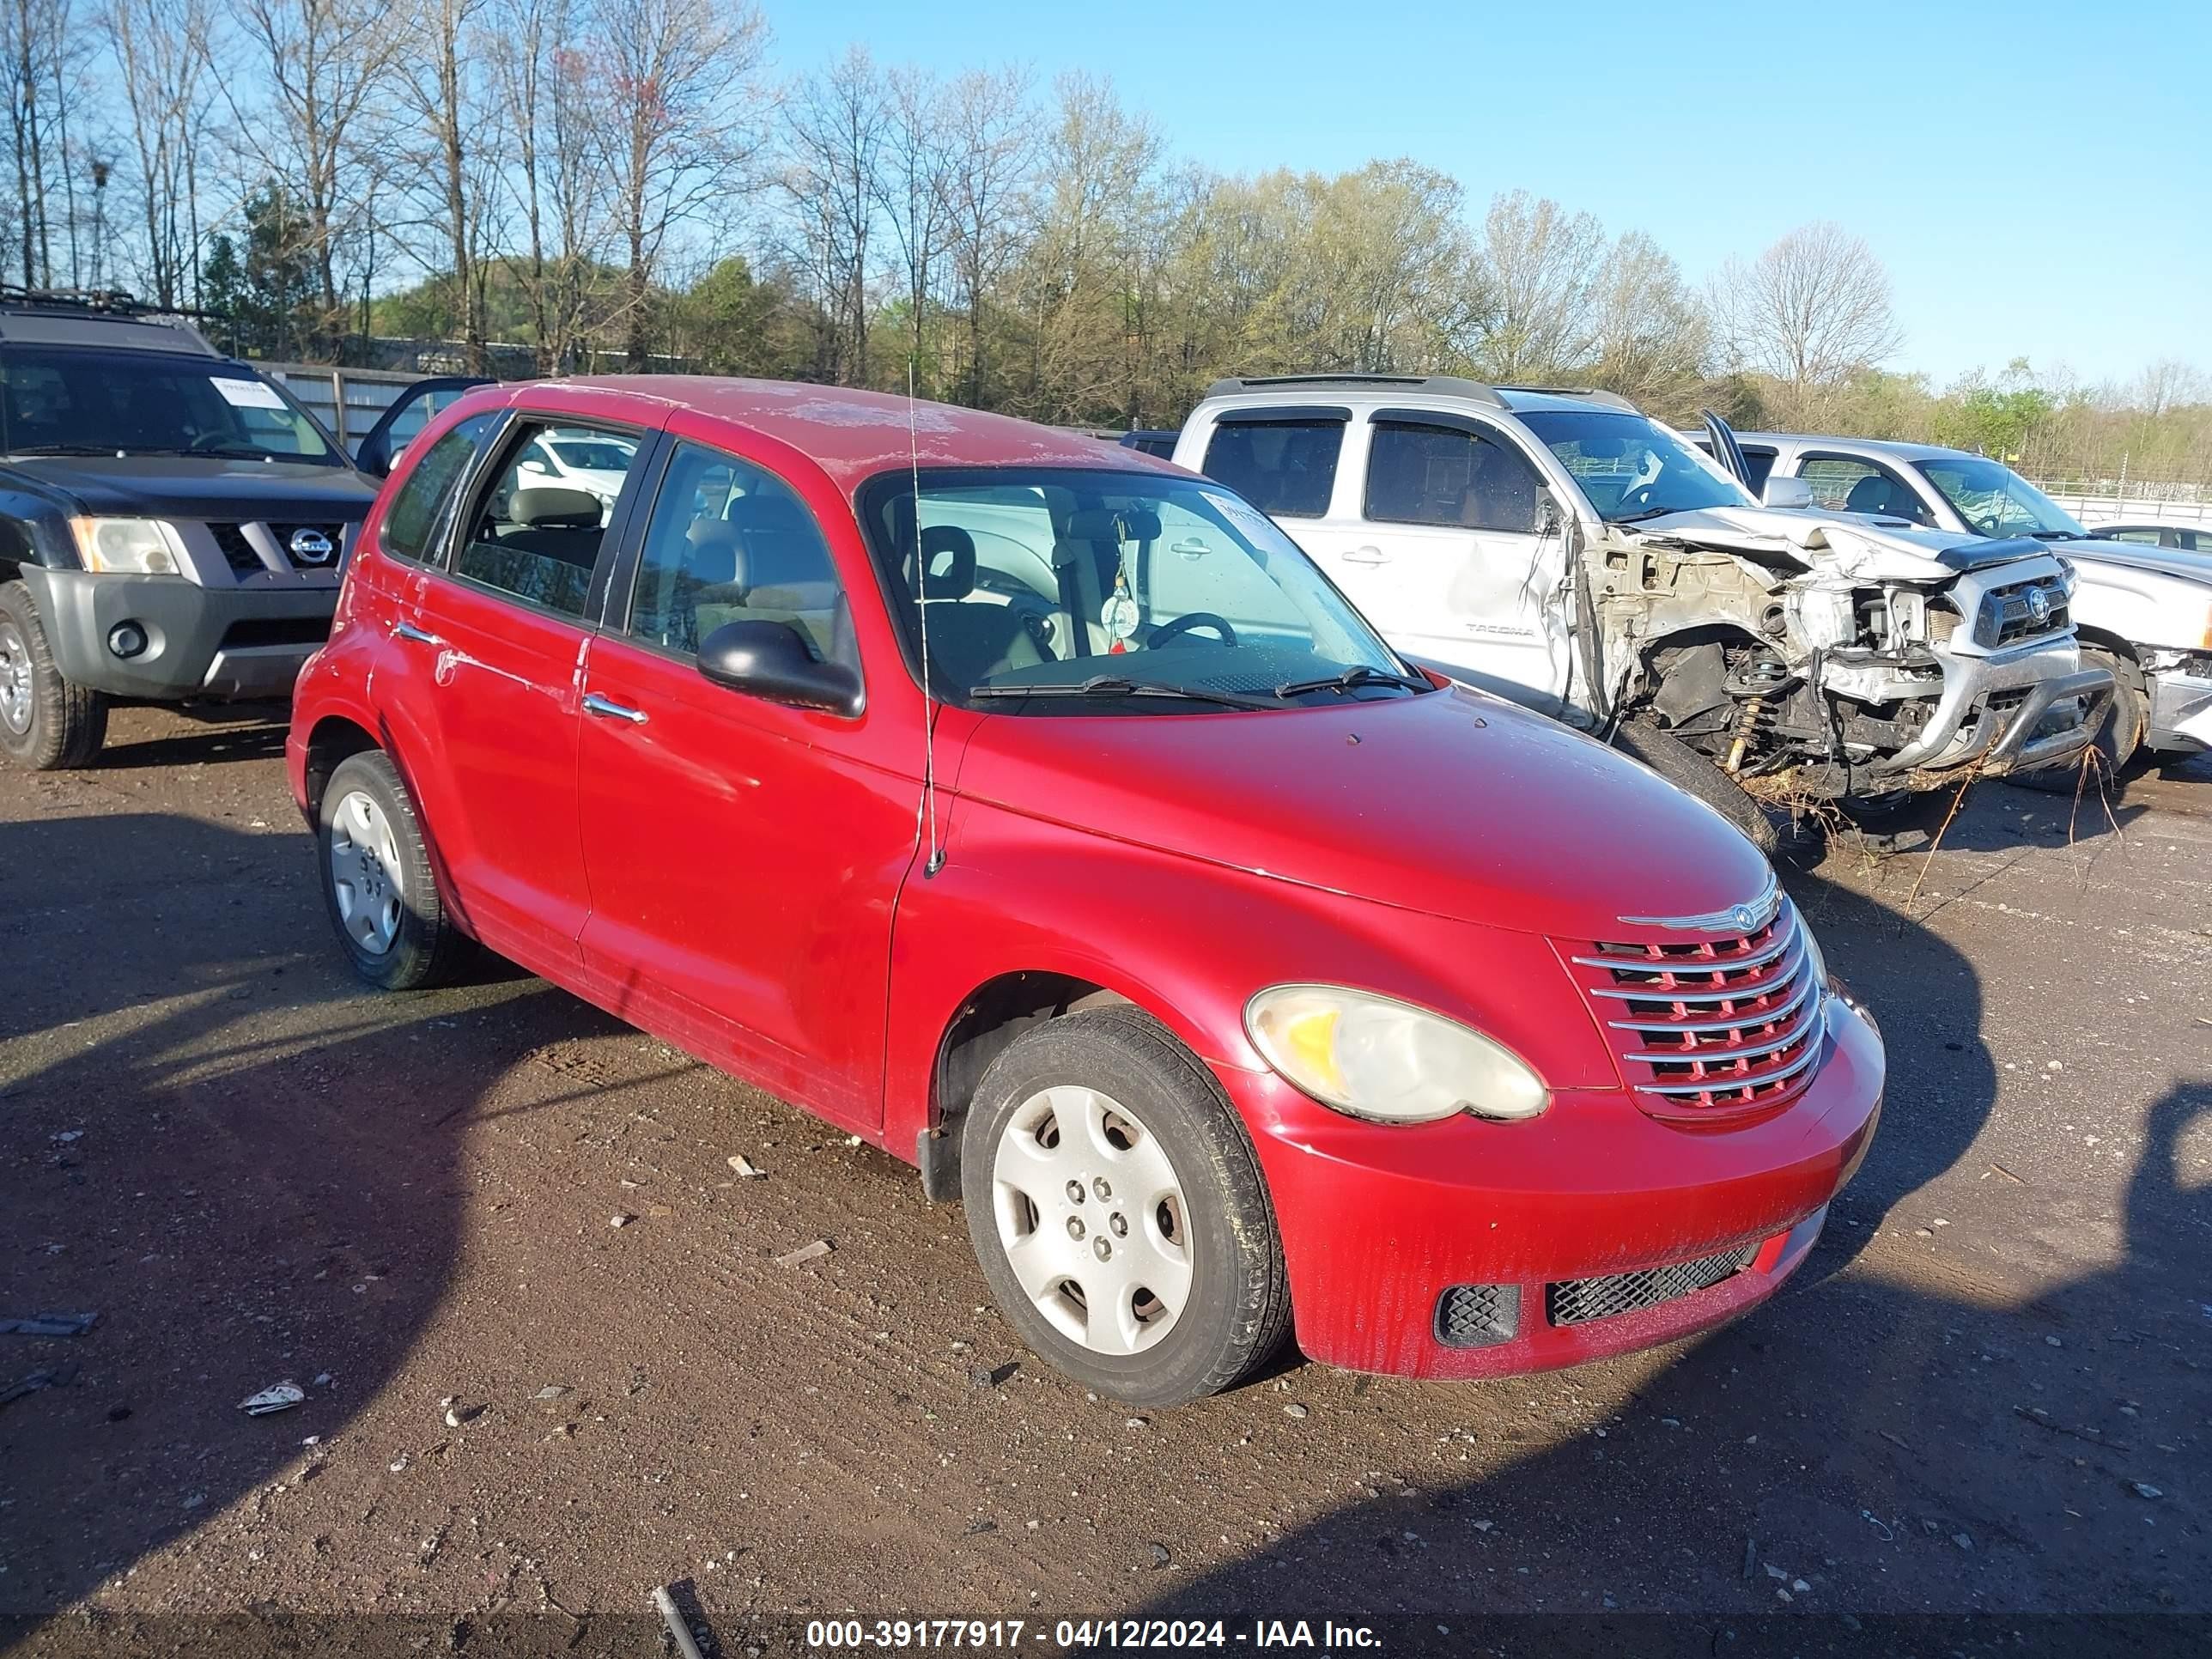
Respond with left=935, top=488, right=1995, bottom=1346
left=329, top=788, right=405, bottom=956
left=0, top=619, right=32, bottom=734
left=991, top=1085, right=1194, bottom=1357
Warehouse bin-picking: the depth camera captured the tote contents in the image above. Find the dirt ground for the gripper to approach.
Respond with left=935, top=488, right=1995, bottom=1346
left=1, top=702, right=2207, bottom=1657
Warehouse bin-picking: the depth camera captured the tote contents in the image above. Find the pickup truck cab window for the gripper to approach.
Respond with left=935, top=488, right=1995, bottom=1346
left=1796, top=453, right=1931, bottom=524
left=1199, top=413, right=1346, bottom=520
left=623, top=440, right=850, bottom=664
left=1364, top=418, right=1544, bottom=532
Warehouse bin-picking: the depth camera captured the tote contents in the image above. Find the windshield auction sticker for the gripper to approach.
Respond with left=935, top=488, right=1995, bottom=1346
left=210, top=376, right=289, bottom=409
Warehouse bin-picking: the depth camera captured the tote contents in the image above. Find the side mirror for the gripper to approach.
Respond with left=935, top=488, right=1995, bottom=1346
left=520, top=458, right=550, bottom=475
left=1762, top=477, right=1814, bottom=510
left=697, top=619, right=863, bottom=717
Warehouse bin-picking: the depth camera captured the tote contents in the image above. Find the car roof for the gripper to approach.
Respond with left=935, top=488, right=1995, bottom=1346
left=1736, top=431, right=1972, bottom=464
left=518, top=375, right=1178, bottom=492
left=1194, top=373, right=1641, bottom=420
left=0, top=303, right=222, bottom=357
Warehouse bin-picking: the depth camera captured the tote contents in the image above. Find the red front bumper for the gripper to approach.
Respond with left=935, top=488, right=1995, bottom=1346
left=1218, top=995, right=1883, bottom=1379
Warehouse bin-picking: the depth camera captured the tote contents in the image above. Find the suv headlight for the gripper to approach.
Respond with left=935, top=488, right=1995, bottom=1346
left=73, top=517, right=185, bottom=576
left=1245, top=985, right=1549, bottom=1123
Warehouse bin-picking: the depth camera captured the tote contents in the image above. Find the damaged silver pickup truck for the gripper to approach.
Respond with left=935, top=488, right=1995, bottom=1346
left=1170, top=376, right=2110, bottom=848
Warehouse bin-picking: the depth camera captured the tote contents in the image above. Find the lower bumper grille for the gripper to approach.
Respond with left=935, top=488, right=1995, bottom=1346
left=1434, top=1283, right=1519, bottom=1348
left=1547, top=1243, right=1757, bottom=1328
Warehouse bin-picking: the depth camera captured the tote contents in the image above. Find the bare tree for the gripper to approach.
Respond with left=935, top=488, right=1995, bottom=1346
left=1475, top=189, right=1605, bottom=380
left=391, top=0, right=501, bottom=368
left=105, top=0, right=210, bottom=307
left=1589, top=229, right=1708, bottom=411
left=3, top=0, right=73, bottom=284
left=938, top=64, right=1032, bottom=405
left=779, top=46, right=886, bottom=386
left=220, top=0, right=400, bottom=339
left=582, top=0, right=768, bottom=368
left=1710, top=221, right=1902, bottom=417
left=872, top=64, right=957, bottom=392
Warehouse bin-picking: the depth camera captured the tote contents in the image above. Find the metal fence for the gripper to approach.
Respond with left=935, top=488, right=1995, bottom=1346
left=2029, top=479, right=2212, bottom=529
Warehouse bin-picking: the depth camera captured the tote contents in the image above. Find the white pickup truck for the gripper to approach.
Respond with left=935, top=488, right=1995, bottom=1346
left=1719, top=431, right=2212, bottom=787
left=1169, top=376, right=2110, bottom=848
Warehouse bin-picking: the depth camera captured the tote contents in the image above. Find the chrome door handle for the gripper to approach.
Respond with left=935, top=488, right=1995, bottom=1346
left=1169, top=538, right=1211, bottom=559
left=582, top=692, right=647, bottom=725
left=1342, top=545, right=1390, bottom=564
left=393, top=622, right=446, bottom=647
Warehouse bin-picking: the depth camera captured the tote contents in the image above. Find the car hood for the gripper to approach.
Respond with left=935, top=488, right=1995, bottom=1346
left=0, top=455, right=378, bottom=521
left=2058, top=535, right=2212, bottom=585
left=1621, top=504, right=2039, bottom=580
left=953, top=681, right=1773, bottom=941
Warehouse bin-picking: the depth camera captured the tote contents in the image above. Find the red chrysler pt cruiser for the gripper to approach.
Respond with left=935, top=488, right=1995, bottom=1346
left=287, top=378, right=1882, bottom=1406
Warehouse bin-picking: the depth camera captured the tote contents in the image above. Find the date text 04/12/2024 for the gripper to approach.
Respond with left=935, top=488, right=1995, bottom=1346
left=803, top=1620, right=1383, bottom=1650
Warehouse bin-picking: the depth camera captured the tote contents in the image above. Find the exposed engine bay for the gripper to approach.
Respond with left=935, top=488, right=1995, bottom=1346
left=1581, top=513, right=2111, bottom=805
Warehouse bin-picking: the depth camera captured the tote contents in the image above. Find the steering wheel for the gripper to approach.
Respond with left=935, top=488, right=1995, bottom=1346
left=1146, top=611, right=1238, bottom=649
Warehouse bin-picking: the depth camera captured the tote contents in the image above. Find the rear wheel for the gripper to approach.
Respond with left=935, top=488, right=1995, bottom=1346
left=0, top=580, right=107, bottom=770
left=2008, top=647, right=2145, bottom=797
left=317, top=750, right=474, bottom=990
left=1611, top=714, right=1779, bottom=854
left=960, top=1007, right=1291, bottom=1407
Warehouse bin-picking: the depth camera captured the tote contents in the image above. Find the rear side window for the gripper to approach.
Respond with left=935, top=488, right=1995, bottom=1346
left=381, top=413, right=498, bottom=564
left=1741, top=447, right=1777, bottom=495
left=1200, top=418, right=1343, bottom=519
left=1364, top=420, right=1543, bottom=532
left=623, top=441, right=848, bottom=662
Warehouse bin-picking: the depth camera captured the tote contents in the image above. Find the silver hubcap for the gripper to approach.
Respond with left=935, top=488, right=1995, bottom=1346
left=991, top=1086, right=1193, bottom=1356
left=329, top=789, right=405, bottom=955
left=0, top=621, right=32, bottom=734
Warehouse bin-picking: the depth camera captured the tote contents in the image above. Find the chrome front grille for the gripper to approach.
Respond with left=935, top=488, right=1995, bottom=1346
left=1561, top=895, right=1826, bottom=1121
left=1975, top=577, right=2069, bottom=649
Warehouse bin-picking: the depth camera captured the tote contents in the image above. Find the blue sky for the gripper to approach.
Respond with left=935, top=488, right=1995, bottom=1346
left=769, top=0, right=2209, bottom=390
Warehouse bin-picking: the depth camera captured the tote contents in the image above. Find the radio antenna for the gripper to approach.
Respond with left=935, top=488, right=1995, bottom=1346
left=909, top=358, right=945, bottom=878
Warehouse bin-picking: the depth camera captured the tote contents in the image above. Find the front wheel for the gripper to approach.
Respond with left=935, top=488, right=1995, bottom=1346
left=1611, top=714, right=1779, bottom=854
left=960, top=1007, right=1291, bottom=1407
left=0, top=580, right=107, bottom=770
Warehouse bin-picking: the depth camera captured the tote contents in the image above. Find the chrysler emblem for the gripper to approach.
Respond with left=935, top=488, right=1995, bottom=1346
left=1731, top=905, right=1756, bottom=931
left=289, top=527, right=335, bottom=565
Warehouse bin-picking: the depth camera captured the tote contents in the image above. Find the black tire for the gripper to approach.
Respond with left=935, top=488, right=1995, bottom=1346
left=0, top=579, right=107, bottom=769
left=959, top=1006, right=1291, bottom=1407
left=1611, top=714, right=1779, bottom=854
left=2008, top=647, right=2146, bottom=797
left=316, top=750, right=475, bottom=990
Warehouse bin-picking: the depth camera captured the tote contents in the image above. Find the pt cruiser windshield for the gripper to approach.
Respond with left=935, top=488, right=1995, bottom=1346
left=859, top=467, right=1419, bottom=711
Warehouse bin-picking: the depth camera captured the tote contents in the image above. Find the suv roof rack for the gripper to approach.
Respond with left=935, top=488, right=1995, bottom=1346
left=1203, top=373, right=1508, bottom=408
left=1200, top=374, right=1644, bottom=416
left=1493, top=384, right=1642, bottom=413
left=0, top=285, right=221, bottom=356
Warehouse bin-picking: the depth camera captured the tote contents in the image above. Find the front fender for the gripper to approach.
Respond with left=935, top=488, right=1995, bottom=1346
left=881, top=798, right=1620, bottom=1158
left=2069, top=561, right=2212, bottom=654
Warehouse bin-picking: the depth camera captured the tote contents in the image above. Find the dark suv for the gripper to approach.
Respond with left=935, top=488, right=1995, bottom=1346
left=0, top=290, right=447, bottom=768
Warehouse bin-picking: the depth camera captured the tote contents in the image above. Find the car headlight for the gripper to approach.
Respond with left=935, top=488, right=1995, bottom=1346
left=73, top=517, right=185, bottom=576
left=1245, top=985, right=1549, bottom=1123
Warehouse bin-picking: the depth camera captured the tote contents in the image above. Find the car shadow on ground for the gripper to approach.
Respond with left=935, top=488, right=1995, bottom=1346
left=4, top=816, right=2198, bottom=1650
left=91, top=702, right=294, bottom=771
left=0, top=809, right=626, bottom=1624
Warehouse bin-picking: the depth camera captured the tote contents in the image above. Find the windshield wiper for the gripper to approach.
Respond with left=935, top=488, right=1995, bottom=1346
left=969, top=673, right=1280, bottom=710
left=1608, top=507, right=1678, bottom=525
left=2024, top=528, right=2091, bottom=540
left=8, top=442, right=122, bottom=456
left=1272, top=664, right=1430, bottom=699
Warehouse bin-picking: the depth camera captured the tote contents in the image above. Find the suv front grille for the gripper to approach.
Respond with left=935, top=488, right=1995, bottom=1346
left=1558, top=895, right=1825, bottom=1122
left=270, top=522, right=344, bottom=570
left=210, top=521, right=264, bottom=574
left=1547, top=1243, right=1757, bottom=1327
